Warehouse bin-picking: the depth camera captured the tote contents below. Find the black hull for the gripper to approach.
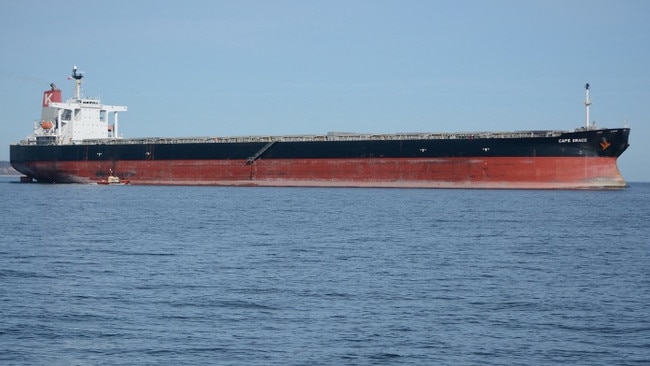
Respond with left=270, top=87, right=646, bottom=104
left=11, top=128, right=630, bottom=163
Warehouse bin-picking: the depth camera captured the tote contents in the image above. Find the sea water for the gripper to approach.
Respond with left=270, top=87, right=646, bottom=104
left=1, top=176, right=648, bottom=365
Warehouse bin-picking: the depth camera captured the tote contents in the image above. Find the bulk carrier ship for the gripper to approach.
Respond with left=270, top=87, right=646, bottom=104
left=10, top=67, right=630, bottom=188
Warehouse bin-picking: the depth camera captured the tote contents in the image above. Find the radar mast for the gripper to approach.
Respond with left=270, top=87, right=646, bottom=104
left=72, top=65, right=84, bottom=100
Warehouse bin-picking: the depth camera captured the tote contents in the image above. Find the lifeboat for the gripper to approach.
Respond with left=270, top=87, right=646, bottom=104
left=40, top=120, right=54, bottom=130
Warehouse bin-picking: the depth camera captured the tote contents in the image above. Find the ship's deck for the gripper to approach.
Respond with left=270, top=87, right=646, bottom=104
left=52, top=129, right=570, bottom=146
left=21, top=126, right=620, bottom=146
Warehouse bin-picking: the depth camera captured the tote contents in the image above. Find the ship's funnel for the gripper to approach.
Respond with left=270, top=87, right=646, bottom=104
left=42, top=89, right=62, bottom=107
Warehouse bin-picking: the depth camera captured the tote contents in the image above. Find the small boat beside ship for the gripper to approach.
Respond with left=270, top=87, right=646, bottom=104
left=97, top=170, right=129, bottom=185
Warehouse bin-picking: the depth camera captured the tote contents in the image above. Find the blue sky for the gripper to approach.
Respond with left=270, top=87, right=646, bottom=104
left=2, top=0, right=648, bottom=181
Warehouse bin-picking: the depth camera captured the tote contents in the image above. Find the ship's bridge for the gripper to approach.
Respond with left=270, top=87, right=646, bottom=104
left=48, top=97, right=127, bottom=143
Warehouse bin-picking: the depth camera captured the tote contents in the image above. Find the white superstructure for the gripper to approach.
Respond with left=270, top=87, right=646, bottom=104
left=30, top=66, right=127, bottom=145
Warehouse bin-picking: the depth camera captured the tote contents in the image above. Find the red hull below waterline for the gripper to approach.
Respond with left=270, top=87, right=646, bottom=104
left=13, top=156, right=626, bottom=189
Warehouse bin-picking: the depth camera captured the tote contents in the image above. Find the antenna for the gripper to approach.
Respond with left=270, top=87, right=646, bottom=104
left=72, top=65, right=84, bottom=80
left=584, top=83, right=591, bottom=128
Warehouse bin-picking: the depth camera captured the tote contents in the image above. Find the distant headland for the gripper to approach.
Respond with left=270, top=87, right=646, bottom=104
left=0, top=161, right=19, bottom=175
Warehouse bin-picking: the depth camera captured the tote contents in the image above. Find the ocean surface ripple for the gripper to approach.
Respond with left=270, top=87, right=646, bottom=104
left=1, top=178, right=649, bottom=365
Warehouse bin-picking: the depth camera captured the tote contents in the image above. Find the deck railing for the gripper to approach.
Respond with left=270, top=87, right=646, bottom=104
left=20, top=130, right=567, bottom=146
